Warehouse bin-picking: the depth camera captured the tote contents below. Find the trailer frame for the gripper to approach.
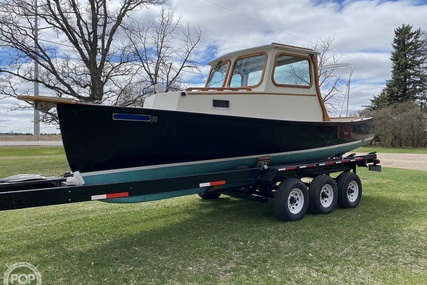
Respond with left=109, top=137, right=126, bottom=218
left=0, top=152, right=381, bottom=221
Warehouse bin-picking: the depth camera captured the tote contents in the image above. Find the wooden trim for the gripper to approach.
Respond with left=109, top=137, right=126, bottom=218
left=186, top=87, right=253, bottom=92
left=185, top=91, right=316, bottom=96
left=18, top=95, right=76, bottom=105
left=310, top=55, right=330, bottom=121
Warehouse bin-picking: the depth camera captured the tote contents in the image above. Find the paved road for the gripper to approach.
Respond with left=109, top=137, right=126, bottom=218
left=375, top=153, right=427, bottom=171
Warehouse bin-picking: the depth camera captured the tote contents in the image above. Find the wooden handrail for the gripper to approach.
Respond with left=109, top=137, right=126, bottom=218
left=185, top=87, right=253, bottom=92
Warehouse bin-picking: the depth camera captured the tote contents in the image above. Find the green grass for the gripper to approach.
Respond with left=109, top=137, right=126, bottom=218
left=1, top=147, right=427, bottom=284
left=0, top=147, right=69, bottom=177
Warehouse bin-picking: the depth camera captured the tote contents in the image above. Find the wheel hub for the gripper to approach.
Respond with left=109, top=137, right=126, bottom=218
left=320, top=185, right=334, bottom=207
left=288, top=188, right=304, bottom=214
left=347, top=181, right=359, bottom=202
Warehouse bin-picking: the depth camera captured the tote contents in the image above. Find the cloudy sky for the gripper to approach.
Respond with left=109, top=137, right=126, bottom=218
left=1, top=0, right=427, bottom=133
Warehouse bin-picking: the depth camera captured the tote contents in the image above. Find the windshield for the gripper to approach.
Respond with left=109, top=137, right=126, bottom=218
left=230, top=54, right=266, bottom=87
left=206, top=61, right=229, bottom=87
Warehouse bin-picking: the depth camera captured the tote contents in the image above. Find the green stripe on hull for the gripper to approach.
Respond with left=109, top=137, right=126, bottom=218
left=83, top=140, right=368, bottom=203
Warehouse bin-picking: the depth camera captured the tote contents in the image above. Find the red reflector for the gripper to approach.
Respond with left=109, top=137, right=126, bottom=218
left=91, top=192, right=129, bottom=200
left=199, top=180, right=226, bottom=187
left=210, top=180, right=226, bottom=186
left=285, top=166, right=297, bottom=171
left=106, top=192, right=129, bottom=199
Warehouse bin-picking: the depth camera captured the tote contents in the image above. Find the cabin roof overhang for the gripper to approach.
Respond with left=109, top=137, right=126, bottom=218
left=208, top=43, right=318, bottom=66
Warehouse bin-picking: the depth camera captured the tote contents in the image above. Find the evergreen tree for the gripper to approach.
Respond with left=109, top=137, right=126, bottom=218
left=384, top=24, right=427, bottom=104
left=367, top=90, right=388, bottom=111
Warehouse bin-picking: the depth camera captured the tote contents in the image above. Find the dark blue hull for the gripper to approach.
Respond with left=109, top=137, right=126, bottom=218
left=58, top=103, right=375, bottom=175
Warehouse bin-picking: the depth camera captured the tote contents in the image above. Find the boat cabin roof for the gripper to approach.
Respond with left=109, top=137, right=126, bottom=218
left=207, top=43, right=317, bottom=66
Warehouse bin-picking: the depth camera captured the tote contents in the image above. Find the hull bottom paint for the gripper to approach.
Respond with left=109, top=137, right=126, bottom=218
left=79, top=140, right=370, bottom=203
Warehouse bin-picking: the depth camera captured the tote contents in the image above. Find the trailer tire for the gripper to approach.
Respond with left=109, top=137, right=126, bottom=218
left=309, top=175, right=337, bottom=214
left=274, top=178, right=308, bottom=221
left=198, top=192, right=221, bottom=199
left=336, top=172, right=362, bottom=208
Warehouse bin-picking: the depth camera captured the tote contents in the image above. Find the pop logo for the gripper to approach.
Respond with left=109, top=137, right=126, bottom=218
left=3, top=262, right=41, bottom=285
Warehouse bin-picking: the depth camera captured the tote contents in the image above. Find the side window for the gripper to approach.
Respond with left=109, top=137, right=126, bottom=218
left=230, top=54, right=266, bottom=87
left=273, top=54, right=311, bottom=86
left=206, top=62, right=229, bottom=87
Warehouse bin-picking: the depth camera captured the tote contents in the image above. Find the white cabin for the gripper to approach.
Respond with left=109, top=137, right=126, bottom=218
left=143, top=43, right=330, bottom=122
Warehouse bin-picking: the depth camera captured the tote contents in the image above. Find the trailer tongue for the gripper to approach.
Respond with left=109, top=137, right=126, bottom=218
left=0, top=153, right=380, bottom=222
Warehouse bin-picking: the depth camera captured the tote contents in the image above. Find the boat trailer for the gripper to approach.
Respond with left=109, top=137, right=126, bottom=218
left=0, top=153, right=381, bottom=221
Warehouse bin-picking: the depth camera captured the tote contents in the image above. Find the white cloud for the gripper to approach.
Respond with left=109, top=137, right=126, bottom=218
left=0, top=97, right=58, bottom=134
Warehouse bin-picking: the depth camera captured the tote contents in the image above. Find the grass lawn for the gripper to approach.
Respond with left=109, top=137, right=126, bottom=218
left=0, top=146, right=69, bottom=177
left=1, top=147, right=427, bottom=284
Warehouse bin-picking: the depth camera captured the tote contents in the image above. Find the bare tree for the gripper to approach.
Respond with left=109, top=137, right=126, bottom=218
left=365, top=102, right=427, bottom=147
left=310, top=37, right=352, bottom=116
left=0, top=0, right=164, bottom=103
left=117, top=7, right=202, bottom=106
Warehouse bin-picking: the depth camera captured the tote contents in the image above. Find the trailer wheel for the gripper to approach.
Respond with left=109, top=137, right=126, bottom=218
left=198, top=192, right=221, bottom=199
left=274, top=178, right=308, bottom=221
left=336, top=172, right=362, bottom=208
left=309, top=175, right=338, bottom=214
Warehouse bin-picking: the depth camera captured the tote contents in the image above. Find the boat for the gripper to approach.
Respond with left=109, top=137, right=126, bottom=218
left=20, top=43, right=375, bottom=202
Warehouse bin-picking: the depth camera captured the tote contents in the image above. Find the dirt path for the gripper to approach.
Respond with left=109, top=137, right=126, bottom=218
left=373, top=153, right=427, bottom=171
left=0, top=135, right=62, bottom=146
left=0, top=141, right=63, bottom=146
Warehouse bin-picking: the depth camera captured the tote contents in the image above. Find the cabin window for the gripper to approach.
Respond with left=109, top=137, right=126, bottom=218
left=230, top=54, right=266, bottom=87
left=273, top=54, right=311, bottom=86
left=206, top=61, right=229, bottom=87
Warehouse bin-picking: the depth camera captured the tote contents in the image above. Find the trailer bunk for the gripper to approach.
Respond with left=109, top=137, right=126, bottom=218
left=0, top=153, right=381, bottom=221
